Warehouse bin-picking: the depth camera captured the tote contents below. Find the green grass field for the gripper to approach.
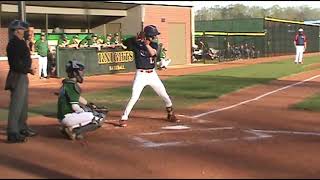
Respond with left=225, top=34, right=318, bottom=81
left=1, top=56, right=320, bottom=120
left=80, top=56, right=320, bottom=111
left=292, top=93, right=320, bottom=112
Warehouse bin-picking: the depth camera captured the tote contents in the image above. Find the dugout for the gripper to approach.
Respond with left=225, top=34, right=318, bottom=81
left=0, top=1, right=193, bottom=80
left=195, top=17, right=320, bottom=57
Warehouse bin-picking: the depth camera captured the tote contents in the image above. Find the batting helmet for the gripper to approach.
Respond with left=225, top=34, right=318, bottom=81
left=143, top=25, right=160, bottom=37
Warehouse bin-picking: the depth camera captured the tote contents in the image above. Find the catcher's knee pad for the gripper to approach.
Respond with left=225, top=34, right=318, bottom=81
left=72, top=115, right=105, bottom=135
left=92, top=115, right=105, bottom=126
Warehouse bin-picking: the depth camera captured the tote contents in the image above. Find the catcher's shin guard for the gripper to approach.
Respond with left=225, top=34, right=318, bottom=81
left=166, top=107, right=180, bottom=122
left=73, top=121, right=101, bottom=136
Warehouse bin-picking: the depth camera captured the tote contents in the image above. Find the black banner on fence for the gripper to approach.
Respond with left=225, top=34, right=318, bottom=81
left=56, top=47, right=136, bottom=78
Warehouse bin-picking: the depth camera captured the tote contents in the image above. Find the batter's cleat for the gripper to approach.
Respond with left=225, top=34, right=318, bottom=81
left=167, top=112, right=180, bottom=123
left=118, top=120, right=128, bottom=127
left=166, top=107, right=180, bottom=123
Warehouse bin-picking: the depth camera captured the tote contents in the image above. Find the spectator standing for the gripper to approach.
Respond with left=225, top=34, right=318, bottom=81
left=35, top=32, right=49, bottom=79
left=294, top=28, right=307, bottom=64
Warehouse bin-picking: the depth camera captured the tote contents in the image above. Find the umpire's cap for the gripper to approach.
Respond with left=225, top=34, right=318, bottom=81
left=143, top=25, right=160, bottom=37
left=8, top=20, right=28, bottom=30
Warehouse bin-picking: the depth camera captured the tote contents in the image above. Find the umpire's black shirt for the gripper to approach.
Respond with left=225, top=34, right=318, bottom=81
left=6, top=35, right=32, bottom=74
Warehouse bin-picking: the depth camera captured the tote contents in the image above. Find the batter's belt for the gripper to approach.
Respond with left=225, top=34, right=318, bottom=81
left=137, top=69, right=154, bottom=73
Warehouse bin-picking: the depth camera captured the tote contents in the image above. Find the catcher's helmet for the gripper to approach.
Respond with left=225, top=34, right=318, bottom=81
left=66, top=60, right=85, bottom=83
left=143, top=25, right=160, bottom=37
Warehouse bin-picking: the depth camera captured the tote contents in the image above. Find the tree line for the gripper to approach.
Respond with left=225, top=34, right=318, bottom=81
left=195, top=4, right=320, bottom=21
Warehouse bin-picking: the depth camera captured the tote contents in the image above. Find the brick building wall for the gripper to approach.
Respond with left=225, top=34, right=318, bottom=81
left=0, top=28, right=9, bottom=56
left=143, top=5, right=192, bottom=64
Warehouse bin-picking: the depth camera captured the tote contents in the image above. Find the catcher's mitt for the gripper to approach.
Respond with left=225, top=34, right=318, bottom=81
left=87, top=102, right=109, bottom=114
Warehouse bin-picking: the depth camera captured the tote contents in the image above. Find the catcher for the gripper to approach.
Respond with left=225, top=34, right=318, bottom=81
left=57, top=60, right=108, bottom=140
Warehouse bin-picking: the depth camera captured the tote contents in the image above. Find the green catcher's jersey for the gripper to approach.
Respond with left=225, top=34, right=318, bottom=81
left=57, top=79, right=81, bottom=120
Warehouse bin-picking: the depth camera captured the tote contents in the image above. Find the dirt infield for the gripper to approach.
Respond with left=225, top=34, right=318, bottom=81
left=1, top=53, right=320, bottom=178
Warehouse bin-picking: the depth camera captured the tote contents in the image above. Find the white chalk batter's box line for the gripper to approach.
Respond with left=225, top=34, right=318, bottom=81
left=130, top=74, right=320, bottom=148
left=132, top=126, right=320, bottom=148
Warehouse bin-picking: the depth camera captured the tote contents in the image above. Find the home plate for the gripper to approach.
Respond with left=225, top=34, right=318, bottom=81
left=161, top=125, right=191, bottom=130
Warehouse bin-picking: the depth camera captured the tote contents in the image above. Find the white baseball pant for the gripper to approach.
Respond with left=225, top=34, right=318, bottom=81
left=38, top=56, right=48, bottom=77
left=61, top=112, right=94, bottom=129
left=121, top=69, right=173, bottom=121
left=295, top=45, right=305, bottom=63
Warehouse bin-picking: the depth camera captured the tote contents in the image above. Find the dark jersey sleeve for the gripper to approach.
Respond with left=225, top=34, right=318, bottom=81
left=123, top=37, right=137, bottom=51
left=150, top=42, right=159, bottom=56
left=6, top=38, right=32, bottom=74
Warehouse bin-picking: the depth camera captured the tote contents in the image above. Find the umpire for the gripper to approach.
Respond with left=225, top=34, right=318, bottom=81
left=5, top=20, right=37, bottom=143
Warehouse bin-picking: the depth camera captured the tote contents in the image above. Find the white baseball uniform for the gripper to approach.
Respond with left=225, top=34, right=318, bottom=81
left=294, top=31, right=307, bottom=64
left=121, top=40, right=173, bottom=121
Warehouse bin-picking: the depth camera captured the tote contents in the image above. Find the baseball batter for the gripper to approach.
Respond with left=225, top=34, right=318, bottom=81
left=119, top=25, right=179, bottom=127
left=294, top=28, right=307, bottom=64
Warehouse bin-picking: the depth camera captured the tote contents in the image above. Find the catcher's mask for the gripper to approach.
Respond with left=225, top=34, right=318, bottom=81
left=65, top=60, right=85, bottom=83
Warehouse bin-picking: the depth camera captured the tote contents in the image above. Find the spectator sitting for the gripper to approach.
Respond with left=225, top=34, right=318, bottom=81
left=101, top=33, right=116, bottom=48
left=80, top=34, right=101, bottom=50
left=111, top=33, right=121, bottom=45
left=67, top=35, right=80, bottom=49
left=58, top=34, right=69, bottom=48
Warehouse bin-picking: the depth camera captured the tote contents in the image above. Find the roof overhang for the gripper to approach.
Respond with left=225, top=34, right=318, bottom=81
left=1, top=3, right=129, bottom=16
left=106, top=1, right=193, bottom=7
left=0, top=1, right=140, bottom=29
left=0, top=1, right=139, bottom=10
